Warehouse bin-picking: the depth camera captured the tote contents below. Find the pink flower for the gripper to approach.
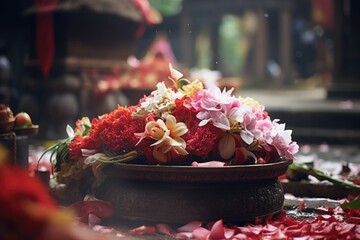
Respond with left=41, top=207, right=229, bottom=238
left=191, top=87, right=247, bottom=131
left=267, top=120, right=298, bottom=160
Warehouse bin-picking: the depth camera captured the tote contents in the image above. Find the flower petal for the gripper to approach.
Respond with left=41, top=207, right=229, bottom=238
left=152, top=146, right=168, bottom=162
left=66, top=124, right=75, bottom=138
left=240, top=130, right=254, bottom=145
left=172, top=123, right=188, bottom=137
left=218, top=134, right=236, bottom=159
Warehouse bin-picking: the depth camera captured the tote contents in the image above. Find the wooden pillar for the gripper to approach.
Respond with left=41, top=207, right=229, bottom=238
left=327, top=0, right=360, bottom=99
left=253, top=9, right=268, bottom=84
left=180, top=12, right=194, bottom=67
left=333, top=0, right=344, bottom=82
left=279, top=9, right=292, bottom=85
left=210, top=16, right=221, bottom=70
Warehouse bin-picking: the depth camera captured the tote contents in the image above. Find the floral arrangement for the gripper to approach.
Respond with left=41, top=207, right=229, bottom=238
left=51, top=64, right=298, bottom=174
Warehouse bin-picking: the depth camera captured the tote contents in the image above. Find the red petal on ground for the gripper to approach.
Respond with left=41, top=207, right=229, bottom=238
left=262, top=223, right=280, bottom=233
left=177, top=221, right=203, bottom=232
left=338, top=222, right=356, bottom=236
left=155, top=223, right=175, bottom=235
left=346, top=217, right=360, bottom=224
left=281, top=217, right=302, bottom=226
left=315, top=221, right=337, bottom=235
left=192, top=227, right=210, bottom=240
left=128, top=225, right=156, bottom=235
left=263, top=229, right=287, bottom=239
left=69, top=200, right=114, bottom=223
left=285, top=223, right=311, bottom=237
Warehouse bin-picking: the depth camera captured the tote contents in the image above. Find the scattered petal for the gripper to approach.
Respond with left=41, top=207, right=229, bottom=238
left=128, top=225, right=156, bottom=235
left=208, top=219, right=225, bottom=239
left=177, top=221, right=203, bottom=232
left=155, top=223, right=175, bottom=235
left=192, top=227, right=210, bottom=240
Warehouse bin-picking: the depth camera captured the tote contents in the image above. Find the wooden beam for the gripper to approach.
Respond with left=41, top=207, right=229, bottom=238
left=279, top=9, right=292, bottom=85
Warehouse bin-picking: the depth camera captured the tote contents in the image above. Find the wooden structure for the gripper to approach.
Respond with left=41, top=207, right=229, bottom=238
left=177, top=0, right=295, bottom=85
left=21, top=0, right=156, bottom=139
left=327, top=0, right=360, bottom=99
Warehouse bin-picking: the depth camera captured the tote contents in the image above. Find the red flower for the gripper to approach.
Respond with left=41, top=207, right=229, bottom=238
left=0, top=165, right=57, bottom=239
left=173, top=97, right=222, bottom=160
left=68, top=135, right=85, bottom=160
left=68, top=106, right=148, bottom=160
left=100, top=106, right=146, bottom=152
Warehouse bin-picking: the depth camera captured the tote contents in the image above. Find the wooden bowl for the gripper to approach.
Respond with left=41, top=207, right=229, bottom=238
left=14, top=125, right=39, bottom=136
left=97, top=160, right=292, bottom=223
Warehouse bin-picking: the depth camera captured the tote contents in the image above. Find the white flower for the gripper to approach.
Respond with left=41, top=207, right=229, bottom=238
left=135, top=82, right=184, bottom=118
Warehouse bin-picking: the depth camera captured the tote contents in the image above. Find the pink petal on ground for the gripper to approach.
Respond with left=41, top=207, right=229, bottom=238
left=174, top=232, right=193, bottom=239
left=285, top=223, right=311, bottom=237
left=224, top=227, right=235, bottom=239
left=233, top=233, right=248, bottom=239
left=156, top=223, right=175, bottom=235
left=116, top=232, right=126, bottom=238
left=177, top=221, right=203, bottom=232
left=88, top=213, right=101, bottom=227
left=191, top=161, right=225, bottom=167
left=338, top=223, right=356, bottom=236
left=92, top=225, right=116, bottom=234
left=237, top=225, right=263, bottom=236
left=265, top=229, right=287, bottom=239
left=208, top=219, right=225, bottom=239
left=128, top=225, right=156, bottom=235
left=281, top=217, right=302, bottom=226
left=69, top=200, right=114, bottom=224
left=192, top=227, right=210, bottom=240
left=262, top=224, right=279, bottom=233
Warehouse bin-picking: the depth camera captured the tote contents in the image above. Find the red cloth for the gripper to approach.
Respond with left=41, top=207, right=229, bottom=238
left=312, top=0, right=334, bottom=29
left=34, top=0, right=59, bottom=78
left=131, top=0, right=160, bottom=37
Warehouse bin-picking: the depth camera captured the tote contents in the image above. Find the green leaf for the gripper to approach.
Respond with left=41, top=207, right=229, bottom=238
left=341, top=198, right=360, bottom=209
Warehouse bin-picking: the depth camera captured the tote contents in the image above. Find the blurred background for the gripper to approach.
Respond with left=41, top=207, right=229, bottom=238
left=0, top=0, right=359, bottom=144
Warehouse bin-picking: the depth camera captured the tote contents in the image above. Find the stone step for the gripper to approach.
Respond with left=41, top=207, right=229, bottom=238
left=268, top=109, right=360, bottom=144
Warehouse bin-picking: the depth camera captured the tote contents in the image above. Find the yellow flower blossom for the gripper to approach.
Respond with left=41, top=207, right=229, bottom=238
left=241, top=97, right=263, bottom=109
left=182, top=79, right=204, bottom=98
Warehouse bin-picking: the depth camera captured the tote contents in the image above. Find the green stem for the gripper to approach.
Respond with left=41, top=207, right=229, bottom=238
left=289, top=162, right=360, bottom=192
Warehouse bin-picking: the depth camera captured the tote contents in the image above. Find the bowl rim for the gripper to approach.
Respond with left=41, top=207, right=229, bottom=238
left=105, top=159, right=293, bottom=183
